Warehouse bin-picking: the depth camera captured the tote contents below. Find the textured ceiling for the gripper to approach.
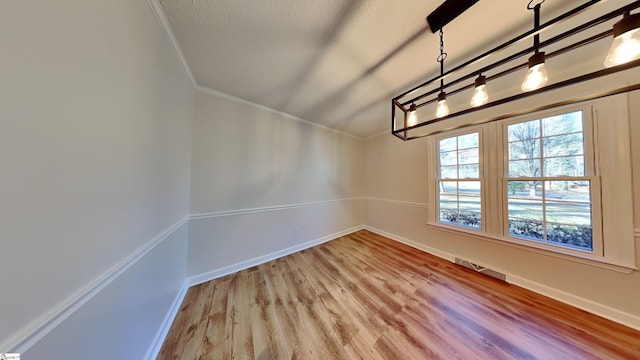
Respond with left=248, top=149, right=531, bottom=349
left=157, top=0, right=618, bottom=138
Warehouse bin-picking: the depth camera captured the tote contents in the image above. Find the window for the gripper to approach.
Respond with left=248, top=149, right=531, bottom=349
left=437, top=132, right=482, bottom=230
left=504, top=111, right=598, bottom=252
left=427, top=98, right=635, bottom=269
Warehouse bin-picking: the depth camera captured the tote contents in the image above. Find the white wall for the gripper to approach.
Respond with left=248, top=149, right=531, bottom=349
left=2, top=0, right=639, bottom=356
left=365, top=85, right=640, bottom=327
left=23, top=224, right=188, bottom=360
left=0, top=0, right=194, bottom=357
left=188, top=88, right=364, bottom=282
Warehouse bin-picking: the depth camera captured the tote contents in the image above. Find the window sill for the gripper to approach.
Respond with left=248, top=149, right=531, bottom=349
left=426, top=222, right=637, bottom=274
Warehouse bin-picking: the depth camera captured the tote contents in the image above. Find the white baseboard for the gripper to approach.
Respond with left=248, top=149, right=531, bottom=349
left=364, top=225, right=640, bottom=332
left=508, top=275, right=640, bottom=331
left=187, top=225, right=364, bottom=287
left=144, top=281, right=189, bottom=360
left=0, top=217, right=189, bottom=353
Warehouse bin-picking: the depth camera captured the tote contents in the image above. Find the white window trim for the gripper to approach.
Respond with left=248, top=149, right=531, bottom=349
left=428, top=126, right=487, bottom=235
left=427, top=95, right=637, bottom=272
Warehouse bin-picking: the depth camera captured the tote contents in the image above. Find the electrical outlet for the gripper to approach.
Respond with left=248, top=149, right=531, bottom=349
left=294, top=227, right=300, bottom=235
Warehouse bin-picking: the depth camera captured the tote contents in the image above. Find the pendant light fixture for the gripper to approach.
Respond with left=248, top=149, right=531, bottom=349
left=436, top=91, right=450, bottom=117
left=521, top=1, right=548, bottom=92
left=521, top=51, right=548, bottom=92
left=604, top=11, right=640, bottom=67
left=392, top=0, right=640, bottom=141
left=436, top=28, right=450, bottom=117
left=470, top=74, right=489, bottom=107
left=407, top=103, right=418, bottom=126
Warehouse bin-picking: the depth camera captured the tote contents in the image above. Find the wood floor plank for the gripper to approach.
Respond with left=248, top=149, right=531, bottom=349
left=256, top=261, right=299, bottom=359
left=198, top=279, right=228, bottom=359
left=223, top=272, right=255, bottom=359
left=158, top=230, right=640, bottom=359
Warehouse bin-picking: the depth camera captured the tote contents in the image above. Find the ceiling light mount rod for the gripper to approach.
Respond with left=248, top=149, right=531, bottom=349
left=522, top=1, right=548, bottom=92
left=531, top=0, right=543, bottom=52
left=436, top=28, right=450, bottom=118
left=438, top=29, right=446, bottom=91
left=392, top=0, right=640, bottom=141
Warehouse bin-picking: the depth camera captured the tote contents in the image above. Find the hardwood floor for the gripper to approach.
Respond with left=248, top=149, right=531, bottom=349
left=158, top=230, right=640, bottom=359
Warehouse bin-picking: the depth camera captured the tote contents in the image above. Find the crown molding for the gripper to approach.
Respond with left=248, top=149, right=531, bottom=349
left=195, top=85, right=364, bottom=140
left=146, top=0, right=196, bottom=87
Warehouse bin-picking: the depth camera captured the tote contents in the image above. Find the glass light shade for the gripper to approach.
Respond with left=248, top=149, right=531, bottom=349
left=521, top=62, right=548, bottom=92
left=604, top=28, right=640, bottom=67
left=436, top=93, right=450, bottom=118
left=470, top=84, right=488, bottom=107
left=407, top=108, right=418, bottom=126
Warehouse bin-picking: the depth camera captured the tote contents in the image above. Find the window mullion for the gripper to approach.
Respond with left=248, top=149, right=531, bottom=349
left=484, top=122, right=500, bottom=235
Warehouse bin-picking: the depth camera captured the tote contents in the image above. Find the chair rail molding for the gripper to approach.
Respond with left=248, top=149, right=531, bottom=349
left=190, top=197, right=365, bottom=220
left=363, top=196, right=429, bottom=208
left=0, top=216, right=189, bottom=353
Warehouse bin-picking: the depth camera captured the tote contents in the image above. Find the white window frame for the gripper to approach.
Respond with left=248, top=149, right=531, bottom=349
left=434, top=128, right=485, bottom=232
left=427, top=95, right=636, bottom=271
left=499, top=107, right=603, bottom=258
left=429, top=126, right=486, bottom=235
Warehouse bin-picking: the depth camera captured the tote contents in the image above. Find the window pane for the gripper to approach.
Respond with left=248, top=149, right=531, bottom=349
left=543, top=133, right=583, bottom=157
left=459, top=181, right=481, bottom=226
left=508, top=120, right=539, bottom=141
left=509, top=139, right=540, bottom=160
left=508, top=195, right=544, bottom=240
left=545, top=201, right=592, bottom=227
left=440, top=181, right=458, bottom=195
left=440, top=165, right=458, bottom=178
left=440, top=150, right=457, bottom=166
left=459, top=181, right=481, bottom=194
left=567, top=180, right=591, bottom=199
left=508, top=197, right=543, bottom=221
left=459, top=194, right=482, bottom=229
left=437, top=132, right=481, bottom=231
left=458, top=133, right=479, bottom=149
left=542, top=111, right=582, bottom=136
left=439, top=180, right=482, bottom=229
left=543, top=156, right=585, bottom=177
left=546, top=223, right=593, bottom=251
left=440, top=137, right=457, bottom=152
left=440, top=208, right=458, bottom=224
left=460, top=164, right=479, bottom=178
left=546, top=180, right=591, bottom=202
left=458, top=148, right=479, bottom=164
left=509, top=159, right=541, bottom=177
left=507, top=180, right=541, bottom=198
left=507, top=180, right=530, bottom=196
left=509, top=219, right=544, bottom=240
left=439, top=181, right=458, bottom=223
left=439, top=193, right=458, bottom=207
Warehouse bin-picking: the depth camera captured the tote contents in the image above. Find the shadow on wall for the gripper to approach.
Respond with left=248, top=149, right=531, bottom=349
left=206, top=100, right=359, bottom=211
